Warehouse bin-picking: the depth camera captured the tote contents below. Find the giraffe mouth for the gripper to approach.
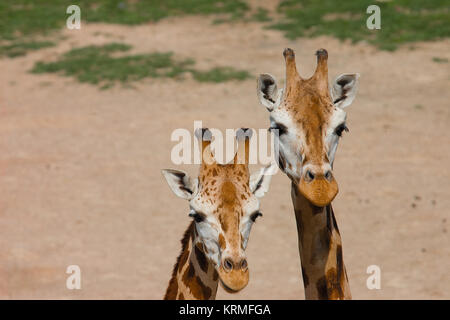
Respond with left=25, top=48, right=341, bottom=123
left=219, top=279, right=240, bottom=294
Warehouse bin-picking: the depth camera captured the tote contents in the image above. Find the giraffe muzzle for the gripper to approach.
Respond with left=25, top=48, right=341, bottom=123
left=218, top=258, right=249, bottom=293
left=299, top=170, right=339, bottom=207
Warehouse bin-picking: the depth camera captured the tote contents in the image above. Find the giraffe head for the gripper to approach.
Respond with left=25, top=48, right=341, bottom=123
left=257, top=48, right=359, bottom=207
left=162, top=128, right=275, bottom=293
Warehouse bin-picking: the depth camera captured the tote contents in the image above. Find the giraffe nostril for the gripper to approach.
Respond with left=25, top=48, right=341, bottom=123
left=305, top=170, right=315, bottom=181
left=223, top=258, right=233, bottom=272
left=324, top=170, right=332, bottom=181
left=240, top=259, right=248, bottom=270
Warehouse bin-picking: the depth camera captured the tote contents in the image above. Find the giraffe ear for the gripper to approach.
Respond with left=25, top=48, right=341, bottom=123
left=331, top=73, right=360, bottom=109
left=161, top=169, right=198, bottom=200
left=257, top=74, right=283, bottom=112
left=250, top=163, right=277, bottom=198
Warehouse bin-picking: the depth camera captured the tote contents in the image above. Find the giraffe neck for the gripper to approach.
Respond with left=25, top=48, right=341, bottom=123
left=164, top=222, right=219, bottom=300
left=291, top=182, right=351, bottom=300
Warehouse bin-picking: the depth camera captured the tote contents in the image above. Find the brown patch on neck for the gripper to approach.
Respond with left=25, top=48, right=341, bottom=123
left=315, top=244, right=348, bottom=300
left=164, top=222, right=194, bottom=300
left=165, top=222, right=218, bottom=300
left=301, top=266, right=309, bottom=287
left=194, top=243, right=209, bottom=273
left=181, top=263, right=212, bottom=299
left=310, top=227, right=331, bottom=266
left=315, top=266, right=345, bottom=300
left=326, top=205, right=340, bottom=234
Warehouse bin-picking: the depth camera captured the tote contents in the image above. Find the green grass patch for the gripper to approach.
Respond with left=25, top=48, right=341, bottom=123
left=31, top=43, right=251, bottom=88
left=192, top=67, right=251, bottom=82
left=0, top=0, right=249, bottom=41
left=213, top=6, right=272, bottom=24
left=81, top=0, right=249, bottom=25
left=0, top=40, right=55, bottom=58
left=270, top=0, right=450, bottom=50
left=432, top=57, right=448, bottom=63
left=250, top=8, right=272, bottom=22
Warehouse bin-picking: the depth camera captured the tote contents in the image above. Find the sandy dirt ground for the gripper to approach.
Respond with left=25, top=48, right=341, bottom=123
left=0, top=16, right=449, bottom=299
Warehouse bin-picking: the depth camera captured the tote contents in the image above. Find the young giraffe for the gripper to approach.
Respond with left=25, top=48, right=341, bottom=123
left=256, top=48, right=359, bottom=299
left=162, top=128, right=275, bottom=300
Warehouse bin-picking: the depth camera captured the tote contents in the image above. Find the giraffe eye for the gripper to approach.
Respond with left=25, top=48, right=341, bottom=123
left=189, top=210, right=205, bottom=223
left=250, top=211, right=263, bottom=222
left=335, top=124, right=349, bottom=137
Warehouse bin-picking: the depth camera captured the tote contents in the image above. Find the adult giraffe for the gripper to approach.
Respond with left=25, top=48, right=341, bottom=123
left=256, top=48, right=359, bottom=299
left=162, top=128, right=275, bottom=299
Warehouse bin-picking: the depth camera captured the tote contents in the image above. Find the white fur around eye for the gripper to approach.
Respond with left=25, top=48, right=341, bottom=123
left=327, top=134, right=340, bottom=165
left=240, top=217, right=254, bottom=250
left=195, top=221, right=220, bottom=266
left=325, top=108, right=347, bottom=165
left=268, top=110, right=303, bottom=179
left=239, top=196, right=261, bottom=249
